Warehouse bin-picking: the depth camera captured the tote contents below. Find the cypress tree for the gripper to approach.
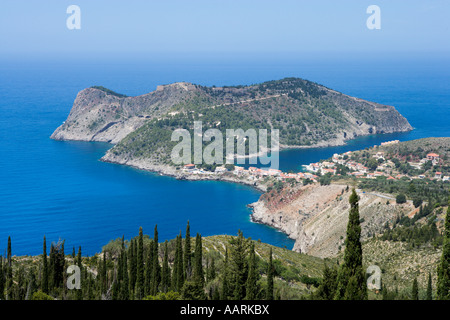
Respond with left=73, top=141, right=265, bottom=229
left=184, top=221, right=192, bottom=280
left=193, top=233, right=204, bottom=287
left=427, top=272, right=433, bottom=300
left=221, top=247, right=230, bottom=300
left=334, top=189, right=367, bottom=300
left=245, top=242, right=259, bottom=300
left=136, top=227, right=144, bottom=299
left=208, top=258, right=216, bottom=282
left=0, top=257, right=4, bottom=300
left=172, top=235, right=180, bottom=291
left=437, top=205, right=450, bottom=300
left=15, top=266, right=25, bottom=300
left=177, top=233, right=185, bottom=290
left=230, top=230, right=249, bottom=300
left=49, top=244, right=55, bottom=290
left=150, top=225, right=161, bottom=295
left=101, top=250, right=107, bottom=295
left=51, top=241, right=65, bottom=290
left=144, top=240, right=153, bottom=296
left=121, top=246, right=129, bottom=300
left=266, top=247, right=274, bottom=300
left=161, top=240, right=170, bottom=293
left=412, top=277, right=419, bottom=300
left=42, top=236, right=49, bottom=294
left=76, top=246, right=82, bottom=300
left=113, top=248, right=122, bottom=300
left=172, top=234, right=184, bottom=292
left=115, top=236, right=124, bottom=300
left=6, top=236, right=12, bottom=300
left=7, top=236, right=11, bottom=268
left=25, top=266, right=37, bottom=300
left=129, top=239, right=136, bottom=295
left=315, top=263, right=338, bottom=300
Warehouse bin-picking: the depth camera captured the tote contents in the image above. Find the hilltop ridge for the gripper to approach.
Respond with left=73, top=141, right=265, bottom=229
left=51, top=77, right=412, bottom=169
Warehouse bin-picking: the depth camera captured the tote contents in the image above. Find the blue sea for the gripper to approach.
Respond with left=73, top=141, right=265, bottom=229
left=0, top=53, right=449, bottom=255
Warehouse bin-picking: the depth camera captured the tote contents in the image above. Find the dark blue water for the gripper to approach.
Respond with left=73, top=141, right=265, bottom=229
left=0, top=53, right=449, bottom=255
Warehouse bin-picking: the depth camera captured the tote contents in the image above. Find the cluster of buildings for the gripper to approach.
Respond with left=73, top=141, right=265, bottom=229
left=182, top=163, right=319, bottom=183
left=301, top=148, right=449, bottom=182
left=180, top=145, right=449, bottom=184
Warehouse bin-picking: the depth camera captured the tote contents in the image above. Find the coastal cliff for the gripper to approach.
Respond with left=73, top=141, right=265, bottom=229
left=250, top=183, right=416, bottom=258
left=51, top=78, right=412, bottom=165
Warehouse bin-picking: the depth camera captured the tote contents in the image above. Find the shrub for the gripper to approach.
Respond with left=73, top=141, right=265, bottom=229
left=396, top=194, right=407, bottom=204
left=32, top=291, right=54, bottom=300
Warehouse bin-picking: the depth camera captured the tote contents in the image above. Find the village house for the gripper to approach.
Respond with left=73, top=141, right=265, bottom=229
left=215, top=166, right=227, bottom=173
left=234, top=166, right=245, bottom=174
left=321, top=161, right=335, bottom=168
left=183, top=164, right=196, bottom=171
left=267, top=168, right=282, bottom=176
left=322, top=168, right=336, bottom=175
left=427, top=153, right=440, bottom=162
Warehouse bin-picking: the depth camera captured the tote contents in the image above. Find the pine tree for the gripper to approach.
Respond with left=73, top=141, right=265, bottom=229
left=136, top=227, right=144, bottom=299
left=427, top=272, right=433, bottom=300
left=266, top=247, right=274, bottom=300
left=184, top=221, right=192, bottom=280
left=193, top=233, right=204, bottom=288
left=412, top=277, right=419, bottom=300
left=334, top=189, right=367, bottom=300
left=161, top=240, right=170, bottom=293
left=42, top=236, right=49, bottom=294
left=437, top=205, right=450, bottom=300
left=245, top=242, right=259, bottom=300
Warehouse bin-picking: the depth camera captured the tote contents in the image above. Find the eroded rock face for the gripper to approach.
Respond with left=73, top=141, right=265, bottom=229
left=52, top=78, right=412, bottom=150
left=51, top=83, right=200, bottom=143
left=251, top=184, right=415, bottom=258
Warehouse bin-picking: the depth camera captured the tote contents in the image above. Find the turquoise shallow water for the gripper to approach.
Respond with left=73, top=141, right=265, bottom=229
left=0, top=54, right=449, bottom=255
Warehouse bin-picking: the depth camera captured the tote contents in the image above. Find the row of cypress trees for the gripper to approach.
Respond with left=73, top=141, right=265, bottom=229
left=0, top=220, right=275, bottom=300
left=2, top=190, right=448, bottom=300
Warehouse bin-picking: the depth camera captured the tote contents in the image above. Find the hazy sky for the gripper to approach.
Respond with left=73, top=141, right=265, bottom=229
left=1, top=0, right=449, bottom=56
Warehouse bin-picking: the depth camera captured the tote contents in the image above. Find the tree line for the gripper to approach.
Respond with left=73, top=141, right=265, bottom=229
left=0, top=222, right=276, bottom=300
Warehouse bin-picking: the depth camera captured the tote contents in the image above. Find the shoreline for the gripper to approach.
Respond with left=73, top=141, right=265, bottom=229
left=100, top=155, right=269, bottom=193
left=54, top=128, right=414, bottom=252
